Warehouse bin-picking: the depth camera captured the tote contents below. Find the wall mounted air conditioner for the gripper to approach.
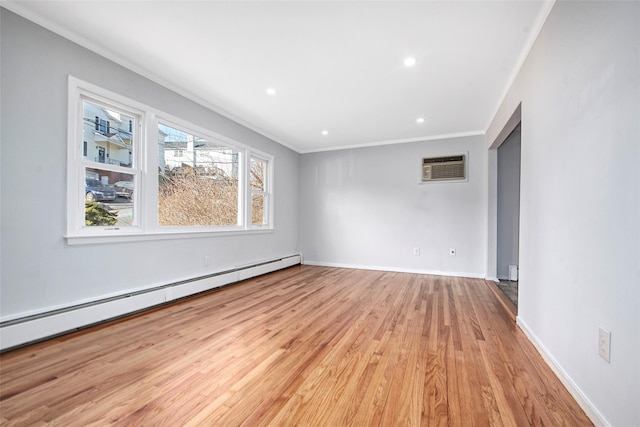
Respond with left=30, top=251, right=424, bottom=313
left=421, top=154, right=466, bottom=182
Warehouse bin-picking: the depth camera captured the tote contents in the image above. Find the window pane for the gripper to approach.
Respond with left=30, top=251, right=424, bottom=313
left=82, top=100, right=134, bottom=168
left=158, top=124, right=239, bottom=227
left=85, top=168, right=135, bottom=227
left=251, top=193, right=266, bottom=225
left=250, top=158, right=265, bottom=191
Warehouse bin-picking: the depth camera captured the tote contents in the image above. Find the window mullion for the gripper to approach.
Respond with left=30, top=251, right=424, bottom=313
left=241, top=150, right=250, bottom=228
left=144, top=112, right=158, bottom=233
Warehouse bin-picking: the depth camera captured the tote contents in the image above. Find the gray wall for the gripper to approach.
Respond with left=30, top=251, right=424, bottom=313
left=300, top=136, right=487, bottom=277
left=487, top=2, right=639, bottom=425
left=496, top=127, right=521, bottom=280
left=0, top=9, right=300, bottom=319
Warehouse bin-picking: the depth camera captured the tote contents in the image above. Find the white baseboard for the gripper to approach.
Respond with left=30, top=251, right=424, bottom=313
left=0, top=255, right=301, bottom=351
left=302, top=260, right=485, bottom=279
left=516, top=317, right=610, bottom=427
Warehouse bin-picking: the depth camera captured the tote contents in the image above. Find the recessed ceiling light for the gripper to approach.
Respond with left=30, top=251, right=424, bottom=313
left=266, top=88, right=276, bottom=96
left=416, top=117, right=425, bottom=124
left=404, top=56, right=417, bottom=67
left=321, top=130, right=328, bottom=136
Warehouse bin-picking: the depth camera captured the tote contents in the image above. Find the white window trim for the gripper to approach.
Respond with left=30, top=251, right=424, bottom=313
left=67, top=77, right=147, bottom=238
left=66, top=76, right=274, bottom=245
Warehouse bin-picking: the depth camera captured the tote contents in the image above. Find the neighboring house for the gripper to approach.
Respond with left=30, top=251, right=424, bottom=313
left=83, top=101, right=133, bottom=169
left=158, top=125, right=239, bottom=180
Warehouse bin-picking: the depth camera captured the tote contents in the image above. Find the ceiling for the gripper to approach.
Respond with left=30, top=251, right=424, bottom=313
left=5, top=1, right=552, bottom=153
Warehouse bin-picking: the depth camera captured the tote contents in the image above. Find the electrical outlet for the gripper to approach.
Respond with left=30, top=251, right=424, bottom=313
left=598, top=327, right=611, bottom=363
left=204, top=255, right=210, bottom=267
left=413, top=247, right=420, bottom=256
left=449, top=248, right=456, bottom=256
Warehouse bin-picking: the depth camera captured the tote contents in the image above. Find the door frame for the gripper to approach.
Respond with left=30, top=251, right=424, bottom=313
left=487, top=104, right=521, bottom=281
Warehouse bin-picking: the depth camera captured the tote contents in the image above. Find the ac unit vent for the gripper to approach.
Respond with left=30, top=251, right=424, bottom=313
left=422, top=155, right=465, bottom=182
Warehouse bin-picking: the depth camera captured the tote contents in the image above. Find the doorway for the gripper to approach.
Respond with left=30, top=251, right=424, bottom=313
left=98, top=147, right=106, bottom=163
left=496, top=124, right=521, bottom=306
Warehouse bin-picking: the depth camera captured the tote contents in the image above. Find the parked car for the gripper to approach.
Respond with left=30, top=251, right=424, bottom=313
left=85, top=179, right=117, bottom=202
left=111, top=180, right=134, bottom=199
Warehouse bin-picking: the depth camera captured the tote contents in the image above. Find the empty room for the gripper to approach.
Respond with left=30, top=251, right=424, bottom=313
left=0, top=1, right=638, bottom=426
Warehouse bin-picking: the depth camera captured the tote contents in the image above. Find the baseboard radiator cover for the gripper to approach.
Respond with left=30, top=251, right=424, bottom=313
left=0, top=255, right=301, bottom=352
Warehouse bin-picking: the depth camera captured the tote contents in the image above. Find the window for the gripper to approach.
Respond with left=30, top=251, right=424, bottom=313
left=250, top=156, right=270, bottom=226
left=158, top=123, right=240, bottom=227
left=67, top=76, right=273, bottom=243
left=95, top=116, right=109, bottom=135
left=75, top=96, right=140, bottom=232
left=84, top=101, right=135, bottom=167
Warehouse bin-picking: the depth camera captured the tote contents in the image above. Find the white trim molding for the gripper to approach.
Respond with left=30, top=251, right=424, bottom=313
left=303, top=260, right=485, bottom=280
left=517, top=317, right=610, bottom=427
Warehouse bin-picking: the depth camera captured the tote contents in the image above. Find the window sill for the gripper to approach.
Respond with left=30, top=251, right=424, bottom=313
left=65, top=227, right=274, bottom=245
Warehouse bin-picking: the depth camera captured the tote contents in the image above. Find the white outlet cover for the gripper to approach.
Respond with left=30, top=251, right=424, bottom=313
left=598, top=327, right=611, bottom=363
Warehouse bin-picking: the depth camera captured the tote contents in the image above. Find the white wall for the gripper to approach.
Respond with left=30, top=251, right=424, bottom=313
left=487, top=2, right=639, bottom=425
left=0, top=10, right=299, bottom=321
left=300, top=136, right=487, bottom=278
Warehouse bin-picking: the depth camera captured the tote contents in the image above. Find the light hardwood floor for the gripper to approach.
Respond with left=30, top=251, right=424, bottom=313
left=0, top=265, right=592, bottom=426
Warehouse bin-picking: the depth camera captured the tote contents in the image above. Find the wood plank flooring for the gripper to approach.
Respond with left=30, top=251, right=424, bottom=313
left=0, top=265, right=592, bottom=426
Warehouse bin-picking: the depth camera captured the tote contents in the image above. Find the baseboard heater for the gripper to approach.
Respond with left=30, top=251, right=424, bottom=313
left=0, top=255, right=301, bottom=352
